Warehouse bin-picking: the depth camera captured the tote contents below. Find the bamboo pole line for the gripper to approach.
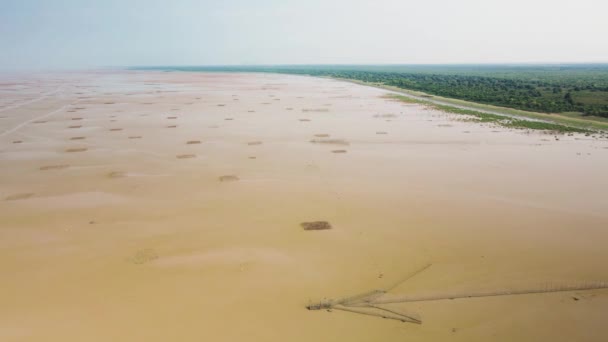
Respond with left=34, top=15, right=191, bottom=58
left=306, top=263, right=608, bottom=324
left=367, top=305, right=422, bottom=324
left=332, top=305, right=417, bottom=323
left=383, top=263, right=433, bottom=293
left=371, top=280, right=608, bottom=305
left=333, top=264, right=433, bottom=307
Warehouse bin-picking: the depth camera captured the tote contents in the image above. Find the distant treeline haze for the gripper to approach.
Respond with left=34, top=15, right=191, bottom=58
left=138, top=65, right=608, bottom=118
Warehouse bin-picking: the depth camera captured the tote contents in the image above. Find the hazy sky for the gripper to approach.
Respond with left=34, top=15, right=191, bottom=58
left=1, top=0, right=607, bottom=69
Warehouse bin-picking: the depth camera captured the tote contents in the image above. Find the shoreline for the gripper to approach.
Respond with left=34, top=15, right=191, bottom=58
left=326, top=77, right=608, bottom=132
left=133, top=67, right=608, bottom=132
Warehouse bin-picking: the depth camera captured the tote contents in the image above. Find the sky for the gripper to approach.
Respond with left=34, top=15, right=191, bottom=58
left=1, top=0, right=607, bottom=70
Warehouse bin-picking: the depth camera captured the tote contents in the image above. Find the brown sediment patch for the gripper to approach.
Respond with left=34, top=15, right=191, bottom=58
left=301, top=221, right=332, bottom=231
left=248, top=110, right=255, bottom=113
left=70, top=136, right=86, bottom=140
left=142, top=102, right=154, bottom=105
left=33, top=120, right=47, bottom=124
left=110, top=120, right=117, bottom=122
left=40, top=164, right=69, bottom=171
left=314, top=134, right=330, bottom=138
left=167, top=125, right=177, bottom=128
left=437, top=124, right=453, bottom=127
left=12, top=140, right=23, bottom=144
left=225, top=118, right=234, bottom=121
left=107, top=171, right=126, bottom=178
left=71, top=117, right=83, bottom=120
left=262, top=102, right=271, bottom=105
left=67, top=110, right=76, bottom=113
left=248, top=156, right=256, bottom=159
left=104, top=102, right=115, bottom=105
left=376, top=131, right=388, bottom=135
left=299, top=119, right=311, bottom=122
left=247, top=141, right=263, bottom=146
left=208, top=125, right=219, bottom=128
left=128, top=136, right=142, bottom=139
left=217, top=104, right=226, bottom=107
left=286, top=107, right=293, bottom=110
left=74, top=107, right=86, bottom=110
left=5, top=193, right=35, bottom=201
left=331, top=150, right=348, bottom=153
left=176, top=154, right=195, bottom=159
left=109, top=128, right=123, bottom=131
left=310, top=139, right=350, bottom=146
left=219, top=175, right=239, bottom=182
left=68, top=125, right=82, bottom=129
left=302, top=108, right=329, bottom=112
left=65, top=147, right=87, bottom=153
left=167, top=116, right=177, bottom=119
left=129, top=249, right=158, bottom=265
left=373, top=114, right=397, bottom=118
left=186, top=140, right=201, bottom=144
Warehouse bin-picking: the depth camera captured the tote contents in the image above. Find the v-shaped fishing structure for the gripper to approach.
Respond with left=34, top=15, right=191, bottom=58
left=306, top=264, right=608, bottom=324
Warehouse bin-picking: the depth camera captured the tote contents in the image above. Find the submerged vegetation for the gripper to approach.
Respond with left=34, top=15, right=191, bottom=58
left=388, top=94, right=592, bottom=133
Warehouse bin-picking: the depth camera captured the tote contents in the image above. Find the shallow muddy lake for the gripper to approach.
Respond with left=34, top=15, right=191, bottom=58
left=1, top=70, right=608, bottom=341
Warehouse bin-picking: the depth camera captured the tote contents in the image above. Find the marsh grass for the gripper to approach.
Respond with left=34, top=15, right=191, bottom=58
left=388, top=94, right=592, bottom=133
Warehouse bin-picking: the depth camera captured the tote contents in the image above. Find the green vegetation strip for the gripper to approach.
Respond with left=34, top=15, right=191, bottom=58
left=388, top=94, right=592, bottom=133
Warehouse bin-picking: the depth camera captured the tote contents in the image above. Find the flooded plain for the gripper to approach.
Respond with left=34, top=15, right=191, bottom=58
left=1, top=70, right=608, bottom=341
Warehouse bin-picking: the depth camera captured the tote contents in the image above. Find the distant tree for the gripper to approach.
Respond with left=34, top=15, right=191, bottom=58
left=564, top=92, right=574, bottom=105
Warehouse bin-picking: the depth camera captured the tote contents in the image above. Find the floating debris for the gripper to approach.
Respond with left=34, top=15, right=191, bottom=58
left=40, top=164, right=69, bottom=171
left=301, top=221, right=332, bottom=231
left=129, top=249, right=158, bottom=265
left=373, top=114, right=396, bottom=118
left=5, top=193, right=35, bottom=201
left=65, top=148, right=87, bottom=153
left=176, top=154, right=196, bottom=159
left=219, top=175, right=239, bottom=182
left=302, top=108, right=329, bottom=112
left=107, top=171, right=126, bottom=178
left=309, top=139, right=349, bottom=146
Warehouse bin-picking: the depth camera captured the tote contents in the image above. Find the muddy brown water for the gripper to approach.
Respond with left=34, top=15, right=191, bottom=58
left=1, top=70, right=608, bottom=342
